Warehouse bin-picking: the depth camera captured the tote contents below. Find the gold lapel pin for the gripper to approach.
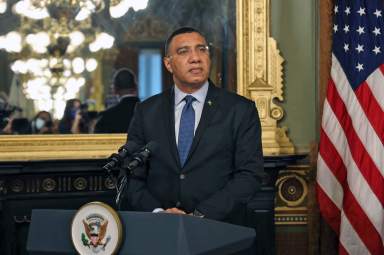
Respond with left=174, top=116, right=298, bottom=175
left=207, top=100, right=213, bottom=106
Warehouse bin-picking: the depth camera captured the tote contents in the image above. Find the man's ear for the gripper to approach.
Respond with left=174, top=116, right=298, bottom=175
left=163, top=57, right=173, bottom=73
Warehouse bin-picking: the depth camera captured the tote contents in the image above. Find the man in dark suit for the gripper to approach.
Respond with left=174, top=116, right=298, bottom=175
left=125, top=27, right=264, bottom=221
left=94, top=68, right=140, bottom=133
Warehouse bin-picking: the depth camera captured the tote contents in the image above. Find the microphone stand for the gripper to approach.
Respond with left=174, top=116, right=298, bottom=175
left=104, top=161, right=131, bottom=211
left=115, top=153, right=148, bottom=210
left=115, top=169, right=130, bottom=210
left=102, top=157, right=122, bottom=209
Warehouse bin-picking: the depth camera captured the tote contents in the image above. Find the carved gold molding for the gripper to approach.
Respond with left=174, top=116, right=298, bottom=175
left=237, top=0, right=294, bottom=155
left=0, top=134, right=126, bottom=161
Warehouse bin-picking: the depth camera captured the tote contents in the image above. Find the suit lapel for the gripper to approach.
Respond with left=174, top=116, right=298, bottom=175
left=162, top=88, right=182, bottom=169
left=184, top=82, right=220, bottom=168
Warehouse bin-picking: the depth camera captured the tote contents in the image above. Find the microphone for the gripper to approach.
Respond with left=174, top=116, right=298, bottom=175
left=126, top=141, right=158, bottom=171
left=115, top=141, right=157, bottom=208
left=102, top=141, right=139, bottom=173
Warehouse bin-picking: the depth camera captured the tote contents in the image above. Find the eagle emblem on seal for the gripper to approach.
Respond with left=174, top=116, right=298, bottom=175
left=81, top=213, right=111, bottom=253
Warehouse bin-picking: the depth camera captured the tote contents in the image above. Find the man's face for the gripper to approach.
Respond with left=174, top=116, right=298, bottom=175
left=163, top=32, right=211, bottom=92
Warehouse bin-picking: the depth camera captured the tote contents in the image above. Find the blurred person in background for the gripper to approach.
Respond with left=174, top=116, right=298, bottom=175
left=0, top=93, right=25, bottom=134
left=9, top=118, right=32, bottom=134
left=58, top=99, right=82, bottom=134
left=2, top=118, right=31, bottom=135
left=71, top=101, right=98, bottom=134
left=31, top=111, right=55, bottom=134
left=94, top=68, right=140, bottom=133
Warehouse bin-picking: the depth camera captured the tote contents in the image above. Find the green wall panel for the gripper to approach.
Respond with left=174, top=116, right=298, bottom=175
left=271, top=0, right=317, bottom=153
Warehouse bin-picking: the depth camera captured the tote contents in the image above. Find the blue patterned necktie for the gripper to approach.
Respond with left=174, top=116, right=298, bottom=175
left=178, top=95, right=196, bottom=167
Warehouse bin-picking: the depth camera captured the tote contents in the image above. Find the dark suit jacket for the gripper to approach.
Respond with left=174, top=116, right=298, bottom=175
left=126, top=82, right=264, bottom=221
left=94, top=96, right=139, bottom=133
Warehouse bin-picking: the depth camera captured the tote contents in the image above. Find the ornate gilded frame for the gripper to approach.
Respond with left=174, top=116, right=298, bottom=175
left=0, top=0, right=293, bottom=161
left=237, top=0, right=294, bottom=155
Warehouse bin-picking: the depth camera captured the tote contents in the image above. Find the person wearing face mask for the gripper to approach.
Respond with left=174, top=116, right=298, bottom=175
left=32, top=111, right=54, bottom=134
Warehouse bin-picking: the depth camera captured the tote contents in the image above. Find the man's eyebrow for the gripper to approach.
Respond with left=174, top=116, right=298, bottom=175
left=176, top=46, right=190, bottom=50
left=176, top=44, right=207, bottom=50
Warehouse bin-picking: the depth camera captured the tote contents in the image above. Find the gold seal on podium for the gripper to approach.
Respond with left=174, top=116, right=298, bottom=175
left=71, top=202, right=122, bottom=255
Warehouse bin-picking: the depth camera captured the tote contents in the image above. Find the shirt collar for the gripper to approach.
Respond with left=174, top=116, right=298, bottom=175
left=174, top=81, right=209, bottom=106
left=119, top=94, right=137, bottom=101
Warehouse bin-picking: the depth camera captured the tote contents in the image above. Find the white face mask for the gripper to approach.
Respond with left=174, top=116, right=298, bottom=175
left=35, top=118, right=45, bottom=130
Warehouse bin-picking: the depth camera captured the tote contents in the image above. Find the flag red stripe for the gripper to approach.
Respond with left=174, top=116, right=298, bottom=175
left=317, top=183, right=341, bottom=234
left=355, top=82, right=384, bottom=143
left=342, top=185, right=384, bottom=254
left=327, top=79, right=384, bottom=207
left=319, top=127, right=347, bottom=184
left=339, top=243, right=349, bottom=255
left=378, top=64, right=384, bottom=78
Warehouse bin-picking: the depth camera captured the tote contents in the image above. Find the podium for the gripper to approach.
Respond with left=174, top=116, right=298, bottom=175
left=27, top=209, right=256, bottom=255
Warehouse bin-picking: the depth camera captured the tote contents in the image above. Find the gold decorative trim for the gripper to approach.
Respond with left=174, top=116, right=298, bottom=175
left=276, top=174, right=308, bottom=207
left=73, top=177, right=88, bottom=191
left=237, top=0, right=294, bottom=155
left=3, top=174, right=113, bottom=194
left=42, top=178, right=56, bottom=192
left=0, top=134, right=126, bottom=162
left=275, top=213, right=308, bottom=225
left=275, top=166, right=310, bottom=225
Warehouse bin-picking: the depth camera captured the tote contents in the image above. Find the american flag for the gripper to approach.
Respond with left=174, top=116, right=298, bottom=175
left=317, top=0, right=384, bottom=254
